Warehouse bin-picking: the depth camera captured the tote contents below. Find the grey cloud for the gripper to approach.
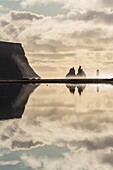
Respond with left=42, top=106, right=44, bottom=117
left=0, top=19, right=9, bottom=27
left=10, top=11, right=44, bottom=21
left=67, top=10, right=113, bottom=24
left=0, top=135, right=9, bottom=141
left=101, top=0, right=113, bottom=7
left=102, top=153, right=113, bottom=166
left=71, top=121, right=101, bottom=132
left=71, top=28, right=102, bottom=39
left=70, top=136, right=113, bottom=151
left=11, top=140, right=43, bottom=150
left=1, top=9, right=113, bottom=53
left=5, top=24, right=18, bottom=36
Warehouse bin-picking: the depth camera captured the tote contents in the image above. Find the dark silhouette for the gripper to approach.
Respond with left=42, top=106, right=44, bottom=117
left=66, top=84, right=75, bottom=94
left=77, top=85, right=86, bottom=96
left=66, top=84, right=86, bottom=95
left=0, top=83, right=39, bottom=120
left=96, top=69, right=99, bottom=77
left=77, top=66, right=86, bottom=77
left=66, top=67, right=76, bottom=78
left=96, top=86, right=100, bottom=93
left=0, top=41, right=40, bottom=80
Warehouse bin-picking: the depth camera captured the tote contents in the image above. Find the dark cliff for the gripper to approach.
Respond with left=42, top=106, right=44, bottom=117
left=0, top=41, right=39, bottom=79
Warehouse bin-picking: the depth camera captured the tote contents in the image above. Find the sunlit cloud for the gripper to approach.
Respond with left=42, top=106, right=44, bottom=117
left=0, top=9, right=113, bottom=55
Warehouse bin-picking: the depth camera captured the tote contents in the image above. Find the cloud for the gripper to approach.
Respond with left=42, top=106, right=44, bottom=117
left=69, top=136, right=113, bottom=151
left=10, top=11, right=44, bottom=21
left=67, top=9, right=113, bottom=25
left=102, top=153, right=113, bottom=166
left=101, top=0, right=113, bottom=7
left=0, top=160, right=19, bottom=166
left=1, top=9, right=113, bottom=79
left=11, top=140, right=43, bottom=150
left=20, top=151, right=112, bottom=170
left=1, top=9, right=113, bottom=54
left=0, top=19, right=9, bottom=27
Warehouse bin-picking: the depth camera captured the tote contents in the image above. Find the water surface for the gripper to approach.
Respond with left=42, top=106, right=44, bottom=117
left=0, top=83, right=113, bottom=170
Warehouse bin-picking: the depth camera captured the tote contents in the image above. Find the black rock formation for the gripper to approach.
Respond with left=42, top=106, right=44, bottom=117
left=0, top=41, right=40, bottom=79
left=77, top=66, right=86, bottom=77
left=66, top=67, right=76, bottom=78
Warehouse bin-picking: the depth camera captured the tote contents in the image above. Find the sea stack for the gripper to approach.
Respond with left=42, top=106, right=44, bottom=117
left=66, top=67, right=76, bottom=78
left=0, top=41, right=40, bottom=80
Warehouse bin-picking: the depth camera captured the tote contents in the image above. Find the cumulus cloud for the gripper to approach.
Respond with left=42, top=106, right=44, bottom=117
left=0, top=9, right=113, bottom=77
left=0, top=9, right=113, bottom=54
left=10, top=11, right=44, bottom=21
left=67, top=9, right=113, bottom=25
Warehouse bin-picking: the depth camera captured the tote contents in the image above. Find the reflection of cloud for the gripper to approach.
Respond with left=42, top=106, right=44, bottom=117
left=69, top=136, right=113, bottom=151
left=0, top=160, right=19, bottom=166
left=102, top=153, right=113, bottom=166
left=11, top=140, right=43, bottom=150
left=20, top=151, right=112, bottom=170
left=1, top=86, right=113, bottom=169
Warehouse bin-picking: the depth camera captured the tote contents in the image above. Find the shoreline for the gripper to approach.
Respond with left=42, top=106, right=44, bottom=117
left=0, top=78, right=112, bottom=84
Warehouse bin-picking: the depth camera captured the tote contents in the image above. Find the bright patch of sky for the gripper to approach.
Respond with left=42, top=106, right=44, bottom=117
left=26, top=3, right=69, bottom=16
left=0, top=0, right=68, bottom=16
left=0, top=0, right=21, bottom=12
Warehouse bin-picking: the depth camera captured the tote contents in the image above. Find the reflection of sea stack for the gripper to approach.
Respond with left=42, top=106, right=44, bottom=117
left=66, top=84, right=75, bottom=94
left=66, top=84, right=86, bottom=95
left=66, top=67, right=76, bottom=78
left=0, top=41, right=40, bottom=79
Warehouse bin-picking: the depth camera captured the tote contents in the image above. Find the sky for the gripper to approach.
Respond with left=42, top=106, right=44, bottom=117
left=0, top=0, right=113, bottom=77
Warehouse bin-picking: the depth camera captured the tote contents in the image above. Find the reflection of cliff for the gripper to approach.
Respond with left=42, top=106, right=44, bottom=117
left=66, top=84, right=86, bottom=95
left=0, top=84, right=39, bottom=120
left=0, top=41, right=40, bottom=79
